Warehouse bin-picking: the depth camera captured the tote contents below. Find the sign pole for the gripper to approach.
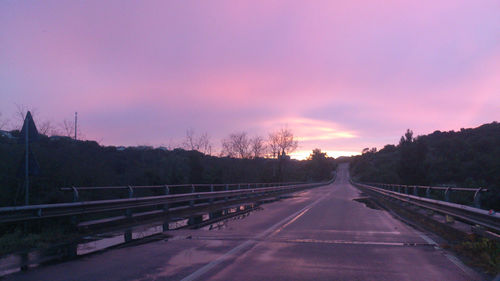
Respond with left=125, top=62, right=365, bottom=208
left=74, top=112, right=77, bottom=140
left=25, top=116, right=29, bottom=205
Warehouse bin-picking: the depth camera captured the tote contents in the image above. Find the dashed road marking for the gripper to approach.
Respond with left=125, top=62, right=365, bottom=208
left=276, top=238, right=434, bottom=247
left=180, top=189, right=332, bottom=281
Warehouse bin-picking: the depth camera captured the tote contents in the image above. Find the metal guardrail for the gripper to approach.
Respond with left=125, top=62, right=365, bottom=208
left=0, top=180, right=334, bottom=226
left=351, top=181, right=500, bottom=234
left=60, top=181, right=303, bottom=190
left=362, top=182, right=487, bottom=209
left=59, top=181, right=304, bottom=202
left=0, top=178, right=334, bottom=275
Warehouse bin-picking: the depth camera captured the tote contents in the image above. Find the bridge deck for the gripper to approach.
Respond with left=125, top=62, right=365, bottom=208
left=6, top=164, right=482, bottom=281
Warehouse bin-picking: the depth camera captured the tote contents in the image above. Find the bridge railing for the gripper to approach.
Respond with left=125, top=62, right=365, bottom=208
left=361, top=182, right=487, bottom=209
left=59, top=181, right=305, bottom=202
left=352, top=181, right=500, bottom=234
left=0, top=179, right=334, bottom=228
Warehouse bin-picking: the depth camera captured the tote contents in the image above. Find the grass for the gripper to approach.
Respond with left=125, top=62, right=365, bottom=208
left=447, top=238, right=500, bottom=275
left=357, top=185, right=499, bottom=276
left=0, top=226, right=80, bottom=256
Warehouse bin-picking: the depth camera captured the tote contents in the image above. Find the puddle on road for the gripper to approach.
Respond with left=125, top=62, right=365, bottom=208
left=78, top=222, right=184, bottom=256
left=0, top=203, right=262, bottom=277
left=151, top=247, right=223, bottom=280
left=352, top=197, right=382, bottom=210
left=200, top=204, right=262, bottom=231
left=201, top=212, right=251, bottom=231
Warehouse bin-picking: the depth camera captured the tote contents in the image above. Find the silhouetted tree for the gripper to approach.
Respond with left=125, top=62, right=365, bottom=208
left=182, top=129, right=212, bottom=155
left=398, top=129, right=427, bottom=184
left=221, top=132, right=251, bottom=158
left=0, top=108, right=323, bottom=209
left=268, top=127, right=298, bottom=158
left=250, top=136, right=266, bottom=158
left=13, top=104, right=38, bottom=130
left=60, top=119, right=75, bottom=138
left=268, top=128, right=299, bottom=181
left=350, top=123, right=500, bottom=209
left=38, top=120, right=58, bottom=136
left=306, top=149, right=334, bottom=181
left=0, top=112, right=9, bottom=130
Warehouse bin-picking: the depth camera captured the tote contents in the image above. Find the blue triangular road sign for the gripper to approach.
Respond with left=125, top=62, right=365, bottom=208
left=18, top=111, right=39, bottom=143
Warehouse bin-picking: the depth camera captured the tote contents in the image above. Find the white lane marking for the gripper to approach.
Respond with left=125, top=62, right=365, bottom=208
left=315, top=230, right=401, bottom=235
left=414, top=230, right=478, bottom=279
left=414, top=231, right=438, bottom=247
left=270, top=207, right=310, bottom=236
left=180, top=190, right=330, bottom=281
left=348, top=176, right=479, bottom=279
left=282, top=239, right=410, bottom=246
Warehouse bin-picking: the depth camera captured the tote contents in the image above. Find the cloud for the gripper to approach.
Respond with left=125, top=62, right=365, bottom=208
left=290, top=150, right=360, bottom=160
left=1, top=1, right=499, bottom=157
left=260, top=117, right=356, bottom=141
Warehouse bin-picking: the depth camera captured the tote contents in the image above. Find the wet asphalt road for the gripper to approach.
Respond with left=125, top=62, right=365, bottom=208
left=7, top=164, right=483, bottom=280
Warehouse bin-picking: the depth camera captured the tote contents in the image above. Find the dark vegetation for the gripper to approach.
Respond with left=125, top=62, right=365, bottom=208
left=0, top=132, right=335, bottom=207
left=350, top=122, right=500, bottom=209
left=0, top=131, right=335, bottom=255
left=450, top=238, right=500, bottom=275
left=357, top=183, right=499, bottom=275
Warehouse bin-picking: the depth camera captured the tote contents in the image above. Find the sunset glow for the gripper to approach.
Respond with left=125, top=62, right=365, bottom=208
left=1, top=1, right=499, bottom=158
left=290, top=150, right=360, bottom=161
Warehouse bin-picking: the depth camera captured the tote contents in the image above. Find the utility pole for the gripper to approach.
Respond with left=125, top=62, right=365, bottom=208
left=74, top=112, right=77, bottom=140
left=24, top=116, right=29, bottom=206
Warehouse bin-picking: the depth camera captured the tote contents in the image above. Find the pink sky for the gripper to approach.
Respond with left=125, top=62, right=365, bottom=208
left=1, top=1, right=499, bottom=159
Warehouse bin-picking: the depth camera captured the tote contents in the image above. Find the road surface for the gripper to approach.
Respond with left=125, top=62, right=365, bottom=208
left=6, top=164, right=482, bottom=280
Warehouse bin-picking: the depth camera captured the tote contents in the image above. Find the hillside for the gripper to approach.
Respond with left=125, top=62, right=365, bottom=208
left=350, top=122, right=500, bottom=209
left=0, top=133, right=334, bottom=207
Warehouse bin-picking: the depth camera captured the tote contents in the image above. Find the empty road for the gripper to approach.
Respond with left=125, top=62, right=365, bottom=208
left=7, top=164, right=482, bottom=280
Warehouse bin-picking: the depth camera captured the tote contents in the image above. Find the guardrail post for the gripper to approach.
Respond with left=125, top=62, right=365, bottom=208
left=20, top=252, right=29, bottom=271
left=413, top=186, right=418, bottom=196
left=124, top=229, right=132, bottom=242
left=126, top=186, right=134, bottom=218
left=444, top=188, right=451, bottom=202
left=163, top=185, right=170, bottom=211
left=210, top=184, right=214, bottom=204
left=473, top=188, right=482, bottom=209
left=397, top=185, right=401, bottom=193
left=124, top=186, right=134, bottom=242
left=190, top=185, right=195, bottom=207
left=71, top=186, right=79, bottom=226
left=405, top=185, right=409, bottom=195
left=426, top=187, right=431, bottom=198
left=162, top=185, right=170, bottom=231
left=237, top=184, right=241, bottom=199
left=72, top=186, right=79, bottom=202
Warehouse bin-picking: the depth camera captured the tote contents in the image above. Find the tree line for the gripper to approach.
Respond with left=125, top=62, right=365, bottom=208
left=1, top=105, right=298, bottom=159
left=181, top=127, right=298, bottom=160
left=0, top=105, right=82, bottom=139
left=350, top=122, right=500, bottom=209
left=0, top=109, right=336, bottom=207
